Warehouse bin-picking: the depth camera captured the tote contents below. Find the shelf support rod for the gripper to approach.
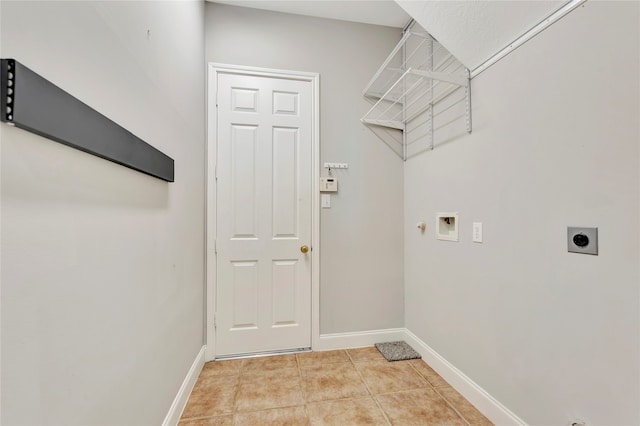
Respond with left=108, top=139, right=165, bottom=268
left=409, top=69, right=468, bottom=87
left=465, top=69, right=472, bottom=134
left=361, top=68, right=421, bottom=125
left=427, top=35, right=434, bottom=151
left=362, top=31, right=412, bottom=96
left=401, top=25, right=409, bottom=161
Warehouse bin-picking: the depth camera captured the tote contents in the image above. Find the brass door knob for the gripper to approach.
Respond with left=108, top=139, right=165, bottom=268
left=300, top=245, right=309, bottom=254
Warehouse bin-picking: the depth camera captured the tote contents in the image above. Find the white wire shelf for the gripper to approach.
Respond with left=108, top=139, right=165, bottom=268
left=361, top=25, right=472, bottom=160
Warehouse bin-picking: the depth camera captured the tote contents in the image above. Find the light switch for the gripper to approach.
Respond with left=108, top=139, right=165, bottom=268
left=321, top=194, right=331, bottom=208
left=472, top=222, right=483, bottom=243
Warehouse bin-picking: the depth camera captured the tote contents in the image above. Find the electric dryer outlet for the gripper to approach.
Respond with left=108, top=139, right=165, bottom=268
left=567, top=227, right=598, bottom=255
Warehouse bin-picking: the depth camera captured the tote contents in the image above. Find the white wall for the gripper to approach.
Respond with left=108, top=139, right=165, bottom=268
left=205, top=4, right=405, bottom=335
left=0, top=1, right=205, bottom=424
left=404, top=2, right=639, bottom=424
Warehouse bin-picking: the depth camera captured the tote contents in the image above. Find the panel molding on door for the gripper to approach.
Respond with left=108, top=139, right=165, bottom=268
left=230, top=124, right=258, bottom=239
left=230, top=260, right=259, bottom=330
left=272, top=126, right=299, bottom=239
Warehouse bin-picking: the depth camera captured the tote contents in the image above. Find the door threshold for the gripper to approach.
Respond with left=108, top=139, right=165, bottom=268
left=215, top=347, right=312, bottom=361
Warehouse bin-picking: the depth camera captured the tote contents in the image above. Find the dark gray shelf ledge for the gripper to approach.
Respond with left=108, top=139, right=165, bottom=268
left=1, top=58, right=174, bottom=182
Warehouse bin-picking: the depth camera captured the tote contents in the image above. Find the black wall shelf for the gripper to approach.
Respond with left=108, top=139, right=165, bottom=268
left=0, top=59, right=174, bottom=182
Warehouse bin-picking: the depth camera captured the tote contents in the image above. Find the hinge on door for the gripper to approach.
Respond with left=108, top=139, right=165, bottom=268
left=215, top=164, right=218, bottom=181
left=214, top=239, right=217, bottom=254
left=213, top=314, right=217, bottom=330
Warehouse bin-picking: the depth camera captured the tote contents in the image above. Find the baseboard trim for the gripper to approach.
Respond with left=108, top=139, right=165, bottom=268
left=316, top=328, right=405, bottom=351
left=403, top=330, right=526, bottom=425
left=163, top=345, right=206, bottom=426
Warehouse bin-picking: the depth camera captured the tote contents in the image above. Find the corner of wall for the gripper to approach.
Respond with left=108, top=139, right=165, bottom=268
left=163, top=346, right=206, bottom=426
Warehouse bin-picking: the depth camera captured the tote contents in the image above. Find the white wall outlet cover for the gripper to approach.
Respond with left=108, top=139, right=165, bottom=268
left=436, top=212, right=459, bottom=241
left=321, top=193, right=331, bottom=208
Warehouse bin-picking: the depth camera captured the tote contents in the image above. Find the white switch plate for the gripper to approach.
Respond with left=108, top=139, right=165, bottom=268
left=472, top=222, right=483, bottom=243
left=321, top=194, right=331, bottom=208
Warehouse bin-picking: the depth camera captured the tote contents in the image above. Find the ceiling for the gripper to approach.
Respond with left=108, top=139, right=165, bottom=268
left=209, top=0, right=569, bottom=70
left=209, top=0, right=411, bottom=28
left=395, top=0, right=565, bottom=70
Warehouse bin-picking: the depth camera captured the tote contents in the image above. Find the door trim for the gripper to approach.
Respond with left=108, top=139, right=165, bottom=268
left=206, top=63, right=320, bottom=361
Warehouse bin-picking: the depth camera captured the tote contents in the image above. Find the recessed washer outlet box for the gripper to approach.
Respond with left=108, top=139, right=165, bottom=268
left=437, top=213, right=459, bottom=242
left=568, top=227, right=598, bottom=255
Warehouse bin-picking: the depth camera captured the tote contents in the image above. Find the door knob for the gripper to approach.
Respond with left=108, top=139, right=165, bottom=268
left=300, top=245, right=309, bottom=254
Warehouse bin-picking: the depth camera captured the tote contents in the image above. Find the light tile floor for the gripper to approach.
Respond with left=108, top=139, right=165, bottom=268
left=179, top=347, right=493, bottom=425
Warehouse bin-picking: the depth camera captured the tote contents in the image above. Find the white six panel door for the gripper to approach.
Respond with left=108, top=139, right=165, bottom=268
left=216, top=71, right=312, bottom=356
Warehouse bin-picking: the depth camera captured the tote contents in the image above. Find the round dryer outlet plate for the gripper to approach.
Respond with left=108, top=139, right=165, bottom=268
left=567, top=227, right=598, bottom=255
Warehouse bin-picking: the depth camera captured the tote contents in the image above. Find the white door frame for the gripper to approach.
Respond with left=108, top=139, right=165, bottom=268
left=206, top=63, right=320, bottom=361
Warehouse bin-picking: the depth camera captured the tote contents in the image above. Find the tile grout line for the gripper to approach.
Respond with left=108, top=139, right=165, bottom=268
left=179, top=359, right=244, bottom=423
left=178, top=414, right=223, bottom=422
left=371, top=394, right=393, bottom=426
left=431, top=386, right=473, bottom=426
left=295, top=352, right=313, bottom=424
left=300, top=349, right=360, bottom=405
left=367, top=359, right=438, bottom=425
left=407, top=360, right=451, bottom=390
left=406, top=360, right=472, bottom=426
left=234, top=358, right=253, bottom=423
left=234, top=354, right=308, bottom=418
left=406, top=360, right=434, bottom=385
left=346, top=349, right=393, bottom=426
